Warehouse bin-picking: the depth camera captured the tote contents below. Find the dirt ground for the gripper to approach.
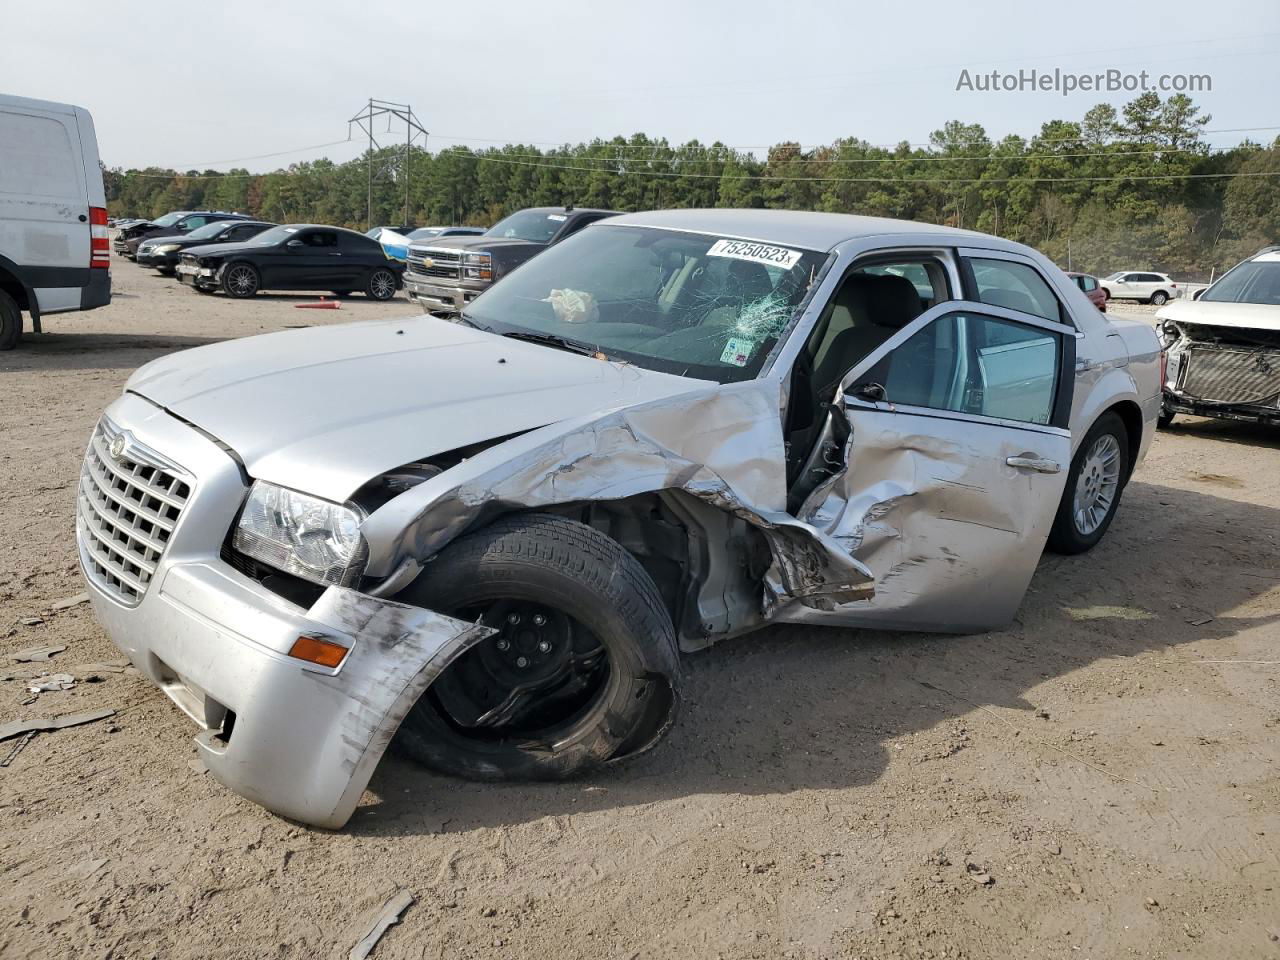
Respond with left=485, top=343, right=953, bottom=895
left=1, top=261, right=1277, bottom=960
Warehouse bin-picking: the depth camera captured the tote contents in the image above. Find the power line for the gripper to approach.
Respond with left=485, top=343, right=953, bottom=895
left=161, top=139, right=356, bottom=169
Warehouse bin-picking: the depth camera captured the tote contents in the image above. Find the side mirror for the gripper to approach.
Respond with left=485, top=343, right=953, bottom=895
left=1192, top=288, right=1204, bottom=300
left=853, top=382, right=887, bottom=403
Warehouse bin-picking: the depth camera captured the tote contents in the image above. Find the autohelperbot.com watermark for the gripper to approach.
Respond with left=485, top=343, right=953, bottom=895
left=956, top=67, right=1212, bottom=96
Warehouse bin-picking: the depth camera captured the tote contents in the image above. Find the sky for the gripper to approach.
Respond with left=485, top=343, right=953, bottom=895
left=7, top=0, right=1280, bottom=170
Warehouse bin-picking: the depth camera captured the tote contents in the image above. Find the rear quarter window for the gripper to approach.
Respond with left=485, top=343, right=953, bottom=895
left=0, top=111, right=82, bottom=200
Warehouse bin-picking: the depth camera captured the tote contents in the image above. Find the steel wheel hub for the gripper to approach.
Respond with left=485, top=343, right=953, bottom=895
left=1072, top=434, right=1121, bottom=536
left=430, top=600, right=607, bottom=735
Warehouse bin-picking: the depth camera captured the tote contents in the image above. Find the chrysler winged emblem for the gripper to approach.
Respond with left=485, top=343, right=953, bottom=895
left=108, top=433, right=129, bottom=461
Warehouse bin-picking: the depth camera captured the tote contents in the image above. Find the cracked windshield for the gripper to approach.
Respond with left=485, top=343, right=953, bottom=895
left=462, top=225, right=828, bottom=381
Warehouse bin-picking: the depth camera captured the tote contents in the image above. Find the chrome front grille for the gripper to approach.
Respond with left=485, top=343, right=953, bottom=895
left=406, top=247, right=462, bottom=280
left=1181, top=346, right=1280, bottom=405
left=77, top=419, right=192, bottom=605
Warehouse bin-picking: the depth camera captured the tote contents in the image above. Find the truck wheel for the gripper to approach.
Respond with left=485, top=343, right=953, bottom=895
left=1151, top=291, right=1169, bottom=306
left=1157, top=406, right=1176, bottom=429
left=222, top=263, right=260, bottom=298
left=1048, top=412, right=1129, bottom=555
left=395, top=514, right=680, bottom=782
left=366, top=268, right=397, bottom=301
left=0, top=290, right=21, bottom=350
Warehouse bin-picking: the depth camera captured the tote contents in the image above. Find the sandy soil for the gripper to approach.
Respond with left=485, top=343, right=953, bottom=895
left=1, top=262, right=1277, bottom=960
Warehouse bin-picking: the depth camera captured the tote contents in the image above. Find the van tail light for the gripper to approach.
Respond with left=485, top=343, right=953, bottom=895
left=90, top=207, right=110, bottom=268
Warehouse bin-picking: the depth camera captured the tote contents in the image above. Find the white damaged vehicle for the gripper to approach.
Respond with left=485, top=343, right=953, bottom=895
left=78, top=210, right=1160, bottom=827
left=1155, top=247, right=1280, bottom=428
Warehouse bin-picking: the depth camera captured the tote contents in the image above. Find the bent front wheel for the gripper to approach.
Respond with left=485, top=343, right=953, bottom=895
left=394, top=514, right=680, bottom=781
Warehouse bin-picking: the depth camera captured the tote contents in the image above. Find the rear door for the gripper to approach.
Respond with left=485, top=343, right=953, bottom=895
left=795, top=300, right=1076, bottom=632
left=0, top=98, right=90, bottom=312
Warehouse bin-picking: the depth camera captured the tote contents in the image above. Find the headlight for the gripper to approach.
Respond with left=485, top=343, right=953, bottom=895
left=463, top=251, right=493, bottom=281
left=154, top=243, right=181, bottom=254
left=232, top=481, right=367, bottom=587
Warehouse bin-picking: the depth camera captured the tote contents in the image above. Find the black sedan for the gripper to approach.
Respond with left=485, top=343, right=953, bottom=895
left=137, top=220, right=276, bottom=273
left=175, top=224, right=405, bottom=299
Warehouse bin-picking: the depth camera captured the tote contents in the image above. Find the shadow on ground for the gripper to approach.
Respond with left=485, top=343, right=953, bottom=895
left=349, top=477, right=1280, bottom=836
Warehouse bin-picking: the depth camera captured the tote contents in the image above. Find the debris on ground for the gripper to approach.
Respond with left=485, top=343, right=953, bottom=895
left=349, top=889, right=414, bottom=960
left=966, top=863, right=994, bottom=885
left=1, top=731, right=37, bottom=767
left=27, top=673, right=75, bottom=693
left=67, top=858, right=109, bottom=881
left=49, top=592, right=90, bottom=612
left=188, top=757, right=209, bottom=776
left=1187, top=616, right=1215, bottom=626
left=19, top=617, right=44, bottom=627
left=0, top=707, right=117, bottom=742
left=8, top=644, right=66, bottom=663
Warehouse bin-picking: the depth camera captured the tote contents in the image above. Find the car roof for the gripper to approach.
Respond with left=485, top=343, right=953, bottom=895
left=518, top=207, right=617, bottom=217
left=282, top=223, right=374, bottom=237
left=602, top=208, right=994, bottom=253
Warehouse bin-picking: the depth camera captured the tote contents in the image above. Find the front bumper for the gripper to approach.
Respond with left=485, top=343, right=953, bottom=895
left=137, top=251, right=179, bottom=270
left=1163, top=389, right=1280, bottom=425
left=77, top=392, right=491, bottom=827
left=403, top=275, right=486, bottom=314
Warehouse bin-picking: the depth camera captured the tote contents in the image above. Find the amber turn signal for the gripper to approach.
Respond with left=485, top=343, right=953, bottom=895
left=288, top=634, right=350, bottom=668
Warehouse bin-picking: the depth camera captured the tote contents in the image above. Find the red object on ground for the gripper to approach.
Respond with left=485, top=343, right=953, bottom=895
left=294, top=300, right=341, bottom=310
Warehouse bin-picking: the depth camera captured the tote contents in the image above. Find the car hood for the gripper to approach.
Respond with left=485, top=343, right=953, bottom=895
left=1156, top=299, right=1280, bottom=332
left=180, top=240, right=263, bottom=259
left=409, top=235, right=541, bottom=253
left=125, top=316, right=710, bottom=501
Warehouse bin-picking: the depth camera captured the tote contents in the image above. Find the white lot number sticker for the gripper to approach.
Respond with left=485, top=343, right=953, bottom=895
left=720, top=337, right=755, bottom=367
left=707, top=238, right=802, bottom=270
left=547, top=214, right=568, bottom=222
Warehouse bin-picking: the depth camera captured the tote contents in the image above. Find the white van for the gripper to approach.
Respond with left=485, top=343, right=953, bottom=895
left=0, top=94, right=111, bottom=349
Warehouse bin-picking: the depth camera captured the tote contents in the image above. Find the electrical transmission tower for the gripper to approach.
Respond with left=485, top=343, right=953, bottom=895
left=348, top=99, right=429, bottom=230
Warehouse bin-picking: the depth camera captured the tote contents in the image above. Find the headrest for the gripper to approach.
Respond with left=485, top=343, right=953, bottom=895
left=725, top=259, right=777, bottom=302
left=837, top=273, right=923, bottom=329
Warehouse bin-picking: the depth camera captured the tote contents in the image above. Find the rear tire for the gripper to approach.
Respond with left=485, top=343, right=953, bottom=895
left=0, top=290, right=22, bottom=351
left=394, top=514, right=680, bottom=782
left=330, top=290, right=353, bottom=298
left=1048, top=412, right=1129, bottom=555
left=221, top=262, right=260, bottom=298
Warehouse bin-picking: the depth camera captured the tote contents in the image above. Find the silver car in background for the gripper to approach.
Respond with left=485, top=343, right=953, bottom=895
left=78, top=210, right=1160, bottom=827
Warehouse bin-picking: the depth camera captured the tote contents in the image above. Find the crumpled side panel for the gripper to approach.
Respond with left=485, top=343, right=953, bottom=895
left=361, top=381, right=874, bottom=618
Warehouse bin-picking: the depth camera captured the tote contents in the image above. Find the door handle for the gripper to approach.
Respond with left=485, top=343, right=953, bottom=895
left=1006, top=456, right=1061, bottom=474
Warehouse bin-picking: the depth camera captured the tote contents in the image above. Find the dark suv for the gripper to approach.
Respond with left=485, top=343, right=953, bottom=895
left=403, top=206, right=617, bottom=314
left=115, top=211, right=253, bottom=259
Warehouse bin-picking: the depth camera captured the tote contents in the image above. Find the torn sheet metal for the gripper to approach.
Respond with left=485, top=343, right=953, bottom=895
left=189, top=586, right=495, bottom=829
left=0, top=707, right=116, bottom=742
left=349, top=889, right=415, bottom=960
left=360, top=381, right=875, bottom=620
left=786, top=399, right=1072, bottom=633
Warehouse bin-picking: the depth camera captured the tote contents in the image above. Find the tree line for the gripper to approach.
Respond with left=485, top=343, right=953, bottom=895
left=105, top=93, right=1279, bottom=281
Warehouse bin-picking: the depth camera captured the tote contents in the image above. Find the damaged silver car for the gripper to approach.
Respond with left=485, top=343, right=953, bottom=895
left=77, top=210, right=1160, bottom=827
left=1156, top=246, right=1280, bottom=428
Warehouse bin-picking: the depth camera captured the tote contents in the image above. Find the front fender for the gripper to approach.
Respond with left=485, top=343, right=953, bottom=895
left=360, top=380, right=875, bottom=615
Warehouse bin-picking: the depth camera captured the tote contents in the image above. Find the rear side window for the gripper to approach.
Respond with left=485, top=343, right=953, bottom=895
left=0, top=111, right=82, bottom=200
left=968, top=258, right=1062, bottom=322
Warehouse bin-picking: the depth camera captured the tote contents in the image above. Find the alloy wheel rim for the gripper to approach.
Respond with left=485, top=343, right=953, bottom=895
left=371, top=271, right=394, bottom=299
left=228, top=266, right=256, bottom=295
left=1072, top=433, right=1121, bottom=535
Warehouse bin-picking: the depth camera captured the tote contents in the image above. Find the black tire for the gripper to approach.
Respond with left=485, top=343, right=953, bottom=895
left=221, top=262, right=260, bottom=298
left=1048, top=412, right=1130, bottom=555
left=330, top=290, right=353, bottom=298
left=394, top=513, right=680, bottom=782
left=1101, top=289, right=1110, bottom=302
left=366, top=267, right=397, bottom=301
left=156, top=266, right=175, bottom=276
left=0, top=289, right=22, bottom=351
left=1151, top=290, right=1169, bottom=306
left=1157, top=406, right=1176, bottom=430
